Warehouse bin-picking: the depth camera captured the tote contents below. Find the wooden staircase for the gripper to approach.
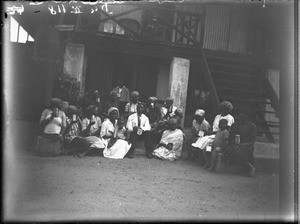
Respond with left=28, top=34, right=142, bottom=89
left=202, top=49, right=279, bottom=142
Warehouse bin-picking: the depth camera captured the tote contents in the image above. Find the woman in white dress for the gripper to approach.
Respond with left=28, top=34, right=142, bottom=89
left=153, top=118, right=184, bottom=162
left=102, top=107, right=132, bottom=159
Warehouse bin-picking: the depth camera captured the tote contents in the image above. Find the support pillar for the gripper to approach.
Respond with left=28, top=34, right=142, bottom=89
left=168, top=57, right=190, bottom=126
left=63, top=43, right=85, bottom=95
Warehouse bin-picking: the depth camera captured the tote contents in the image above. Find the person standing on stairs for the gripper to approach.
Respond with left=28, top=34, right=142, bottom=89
left=112, top=78, right=130, bottom=117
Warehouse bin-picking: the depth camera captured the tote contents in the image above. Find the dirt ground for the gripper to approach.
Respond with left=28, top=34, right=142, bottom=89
left=4, top=147, right=279, bottom=222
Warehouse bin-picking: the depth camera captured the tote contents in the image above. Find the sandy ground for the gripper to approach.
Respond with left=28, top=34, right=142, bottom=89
left=4, top=148, right=279, bottom=222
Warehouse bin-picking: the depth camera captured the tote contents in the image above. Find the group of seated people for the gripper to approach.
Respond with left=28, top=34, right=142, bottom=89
left=37, top=91, right=185, bottom=162
left=186, top=101, right=257, bottom=177
left=37, top=85, right=257, bottom=177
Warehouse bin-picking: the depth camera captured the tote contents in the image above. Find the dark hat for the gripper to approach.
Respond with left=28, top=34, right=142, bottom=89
left=68, top=105, right=78, bottom=114
left=50, top=98, right=62, bottom=109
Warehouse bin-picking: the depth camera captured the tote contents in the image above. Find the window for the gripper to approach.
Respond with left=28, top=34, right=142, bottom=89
left=99, top=19, right=139, bottom=36
left=103, top=21, right=114, bottom=33
left=10, top=17, right=34, bottom=43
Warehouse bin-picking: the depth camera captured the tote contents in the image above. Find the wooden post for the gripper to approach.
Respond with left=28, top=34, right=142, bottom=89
left=168, top=57, right=190, bottom=126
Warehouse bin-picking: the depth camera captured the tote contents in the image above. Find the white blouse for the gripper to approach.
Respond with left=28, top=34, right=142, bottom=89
left=100, top=119, right=116, bottom=138
left=82, top=117, right=102, bottom=135
left=40, top=109, right=66, bottom=135
left=212, top=114, right=235, bottom=132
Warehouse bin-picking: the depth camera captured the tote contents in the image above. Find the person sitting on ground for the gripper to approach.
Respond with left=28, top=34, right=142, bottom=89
left=112, top=78, right=130, bottom=117
left=82, top=89, right=102, bottom=118
left=81, top=105, right=102, bottom=137
left=152, top=118, right=185, bottom=162
left=151, top=116, right=170, bottom=146
left=186, top=109, right=211, bottom=161
left=102, top=109, right=131, bottom=159
left=223, top=112, right=257, bottom=177
left=103, top=91, right=119, bottom=118
left=208, top=119, right=230, bottom=171
left=63, top=105, right=92, bottom=156
left=126, top=102, right=152, bottom=159
left=38, top=98, right=67, bottom=157
left=64, top=105, right=82, bottom=151
left=124, top=91, right=140, bottom=119
left=172, top=108, right=184, bottom=129
left=71, top=105, right=103, bottom=158
left=160, top=97, right=177, bottom=119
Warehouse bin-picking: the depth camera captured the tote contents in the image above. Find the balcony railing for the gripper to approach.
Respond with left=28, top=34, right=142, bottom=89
left=55, top=3, right=205, bottom=48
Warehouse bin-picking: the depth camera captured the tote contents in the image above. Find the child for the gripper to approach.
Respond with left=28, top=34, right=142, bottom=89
left=208, top=119, right=230, bottom=171
left=116, top=117, right=129, bottom=140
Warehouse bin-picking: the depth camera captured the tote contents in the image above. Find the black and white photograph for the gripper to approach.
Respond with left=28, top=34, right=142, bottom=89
left=3, top=0, right=298, bottom=222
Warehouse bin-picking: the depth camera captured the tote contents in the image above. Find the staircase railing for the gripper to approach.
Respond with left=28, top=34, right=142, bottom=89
left=199, top=50, right=220, bottom=114
left=254, top=59, right=279, bottom=117
left=253, top=57, right=279, bottom=142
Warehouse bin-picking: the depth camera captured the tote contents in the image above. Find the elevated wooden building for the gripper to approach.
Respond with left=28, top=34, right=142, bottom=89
left=6, top=1, right=293, bottom=143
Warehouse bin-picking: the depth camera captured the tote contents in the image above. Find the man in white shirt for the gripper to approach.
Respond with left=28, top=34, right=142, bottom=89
left=126, top=102, right=152, bottom=158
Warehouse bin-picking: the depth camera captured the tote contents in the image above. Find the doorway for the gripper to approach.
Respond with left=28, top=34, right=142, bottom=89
left=85, top=50, right=159, bottom=103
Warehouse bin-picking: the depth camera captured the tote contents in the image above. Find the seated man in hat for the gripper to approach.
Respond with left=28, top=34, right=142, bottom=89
left=124, top=91, right=140, bottom=119
left=145, top=96, right=162, bottom=149
left=126, top=102, right=152, bottom=158
left=160, top=97, right=177, bottom=120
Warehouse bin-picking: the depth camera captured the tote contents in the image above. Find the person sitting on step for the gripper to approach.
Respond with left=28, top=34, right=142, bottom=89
left=223, top=112, right=257, bottom=177
left=186, top=109, right=211, bottom=161
left=160, top=97, right=177, bottom=120
left=208, top=119, right=230, bottom=171
left=124, top=91, right=140, bottom=119
left=126, top=102, right=152, bottom=159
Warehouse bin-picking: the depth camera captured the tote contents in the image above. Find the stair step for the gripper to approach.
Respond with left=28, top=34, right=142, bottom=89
left=217, top=90, right=268, bottom=99
left=255, top=123, right=279, bottom=128
left=206, top=57, right=258, bottom=68
left=204, top=49, right=252, bottom=62
left=213, top=78, right=257, bottom=88
left=257, top=130, right=279, bottom=135
left=208, top=62, right=258, bottom=73
left=232, top=106, right=277, bottom=114
left=252, top=120, right=279, bottom=125
left=218, top=96, right=273, bottom=104
left=216, top=87, right=267, bottom=95
left=210, top=70, right=262, bottom=81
